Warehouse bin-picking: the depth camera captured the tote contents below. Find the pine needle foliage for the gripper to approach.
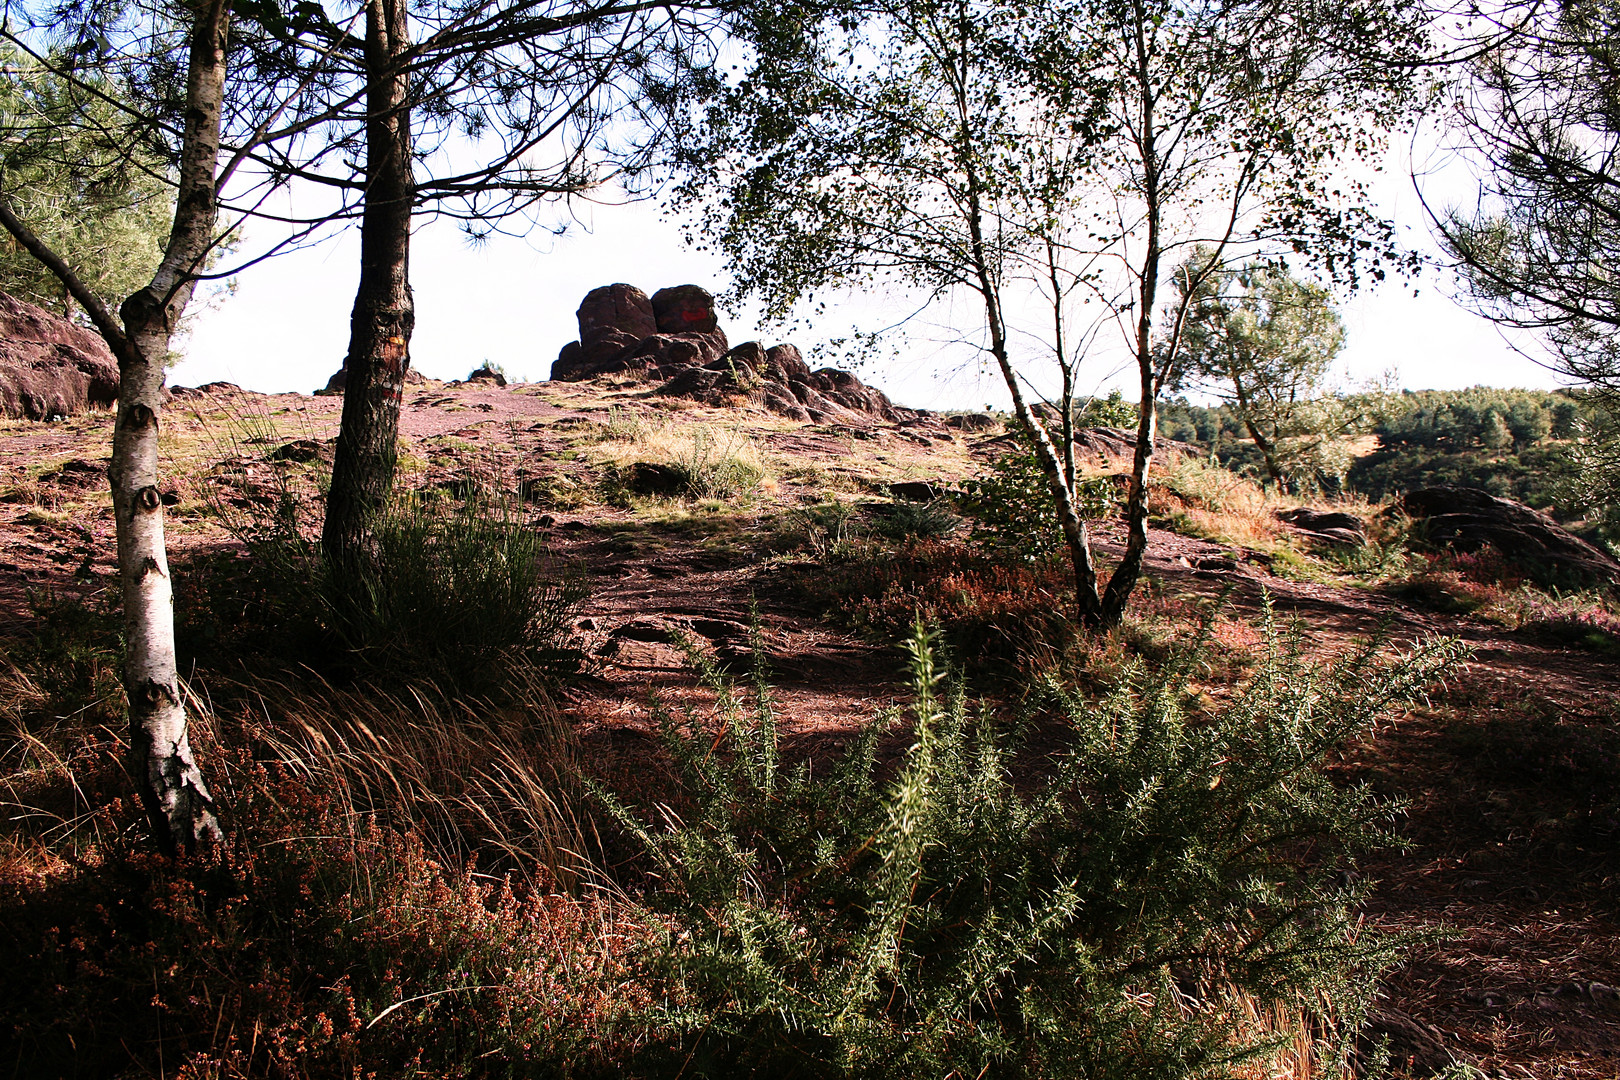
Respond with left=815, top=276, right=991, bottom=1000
left=599, top=613, right=1466, bottom=1079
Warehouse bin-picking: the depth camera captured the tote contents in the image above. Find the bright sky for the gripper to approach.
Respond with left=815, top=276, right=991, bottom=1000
left=171, top=141, right=1567, bottom=412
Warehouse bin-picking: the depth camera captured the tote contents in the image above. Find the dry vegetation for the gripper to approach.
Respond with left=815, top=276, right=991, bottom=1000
left=1, top=379, right=1617, bottom=1078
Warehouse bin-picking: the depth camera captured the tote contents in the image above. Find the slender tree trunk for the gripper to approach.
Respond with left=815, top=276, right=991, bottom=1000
left=1098, top=5, right=1160, bottom=629
left=1228, top=360, right=1286, bottom=486
left=963, top=191, right=1104, bottom=626
left=322, top=0, right=415, bottom=567
left=114, top=0, right=233, bottom=853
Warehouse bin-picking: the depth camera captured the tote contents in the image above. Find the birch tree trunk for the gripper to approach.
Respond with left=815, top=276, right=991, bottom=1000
left=112, top=0, right=233, bottom=853
left=322, top=0, right=415, bottom=569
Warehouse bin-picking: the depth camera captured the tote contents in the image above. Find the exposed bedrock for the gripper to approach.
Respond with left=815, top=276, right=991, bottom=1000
left=0, top=291, right=120, bottom=420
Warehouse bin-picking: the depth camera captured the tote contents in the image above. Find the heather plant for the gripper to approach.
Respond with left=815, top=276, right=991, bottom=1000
left=600, top=615, right=1467, bottom=1080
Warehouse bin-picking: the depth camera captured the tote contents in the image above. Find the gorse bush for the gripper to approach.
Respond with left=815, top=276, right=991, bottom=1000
left=599, top=615, right=1467, bottom=1079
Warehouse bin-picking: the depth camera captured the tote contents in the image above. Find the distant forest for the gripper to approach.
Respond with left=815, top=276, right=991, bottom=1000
left=1155, top=387, right=1597, bottom=513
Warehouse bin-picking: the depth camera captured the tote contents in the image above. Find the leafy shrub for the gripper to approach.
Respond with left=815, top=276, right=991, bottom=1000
left=958, top=443, right=1114, bottom=558
left=600, top=618, right=1466, bottom=1079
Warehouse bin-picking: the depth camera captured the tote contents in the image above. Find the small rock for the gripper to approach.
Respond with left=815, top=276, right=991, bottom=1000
left=888, top=480, right=943, bottom=502
left=945, top=412, right=999, bottom=432
left=612, top=618, right=680, bottom=643
left=625, top=461, right=686, bottom=496
left=465, top=365, right=507, bottom=386
left=268, top=439, right=321, bottom=463
left=1277, top=507, right=1367, bottom=546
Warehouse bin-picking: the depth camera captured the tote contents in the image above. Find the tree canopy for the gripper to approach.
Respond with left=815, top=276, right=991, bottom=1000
left=685, top=0, right=1430, bottom=625
left=0, top=49, right=171, bottom=321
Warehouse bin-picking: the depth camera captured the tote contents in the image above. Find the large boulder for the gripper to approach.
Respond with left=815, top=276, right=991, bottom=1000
left=0, top=291, right=119, bottom=419
left=1277, top=507, right=1366, bottom=546
left=552, top=283, right=726, bottom=381
left=1394, top=486, right=1619, bottom=584
left=651, top=284, right=719, bottom=334
left=579, top=283, right=657, bottom=345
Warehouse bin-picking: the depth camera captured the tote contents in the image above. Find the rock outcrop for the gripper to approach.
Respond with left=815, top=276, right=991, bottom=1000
left=550, top=283, right=903, bottom=423
left=1277, top=507, right=1367, bottom=546
left=0, top=291, right=119, bottom=420
left=318, top=363, right=428, bottom=395
left=1070, top=425, right=1199, bottom=463
left=1394, top=486, right=1619, bottom=583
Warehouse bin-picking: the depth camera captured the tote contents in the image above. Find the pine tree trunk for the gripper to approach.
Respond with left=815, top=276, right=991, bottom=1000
left=113, top=0, right=232, bottom=854
left=322, top=0, right=415, bottom=568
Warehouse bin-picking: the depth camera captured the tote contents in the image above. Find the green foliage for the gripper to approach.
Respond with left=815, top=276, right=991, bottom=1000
left=600, top=618, right=1466, bottom=1079
left=867, top=498, right=961, bottom=542
left=319, top=491, right=586, bottom=688
left=1167, top=255, right=1356, bottom=491
left=203, top=479, right=585, bottom=692
left=781, top=500, right=864, bottom=561
left=1346, top=444, right=1574, bottom=508
left=0, top=47, right=173, bottom=320
left=958, top=444, right=1114, bottom=558
left=1077, top=389, right=1138, bottom=428
left=668, top=428, right=766, bottom=501
left=1370, top=388, right=1582, bottom=452
left=1440, top=0, right=1620, bottom=396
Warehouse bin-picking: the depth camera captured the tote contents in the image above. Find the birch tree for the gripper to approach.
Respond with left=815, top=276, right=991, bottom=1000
left=0, top=0, right=238, bottom=853
left=688, top=0, right=1427, bottom=627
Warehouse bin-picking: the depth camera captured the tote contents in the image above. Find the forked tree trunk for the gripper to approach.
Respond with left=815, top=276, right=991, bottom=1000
left=113, top=0, right=233, bottom=853
left=322, top=0, right=415, bottom=568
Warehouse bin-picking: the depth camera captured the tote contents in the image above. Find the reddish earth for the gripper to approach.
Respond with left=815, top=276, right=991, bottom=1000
left=2, top=376, right=1617, bottom=1077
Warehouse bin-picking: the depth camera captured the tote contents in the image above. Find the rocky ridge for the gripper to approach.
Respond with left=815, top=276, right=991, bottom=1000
left=0, top=291, right=120, bottom=420
left=551, top=283, right=906, bottom=424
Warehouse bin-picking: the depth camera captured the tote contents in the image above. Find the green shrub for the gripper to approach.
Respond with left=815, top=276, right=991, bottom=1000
left=202, top=485, right=585, bottom=693
left=782, top=500, right=863, bottom=561
left=867, top=498, right=961, bottom=541
left=600, top=616, right=1466, bottom=1079
left=958, top=442, right=1114, bottom=558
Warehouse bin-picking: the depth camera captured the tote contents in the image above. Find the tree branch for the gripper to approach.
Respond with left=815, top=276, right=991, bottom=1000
left=0, top=197, right=130, bottom=360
